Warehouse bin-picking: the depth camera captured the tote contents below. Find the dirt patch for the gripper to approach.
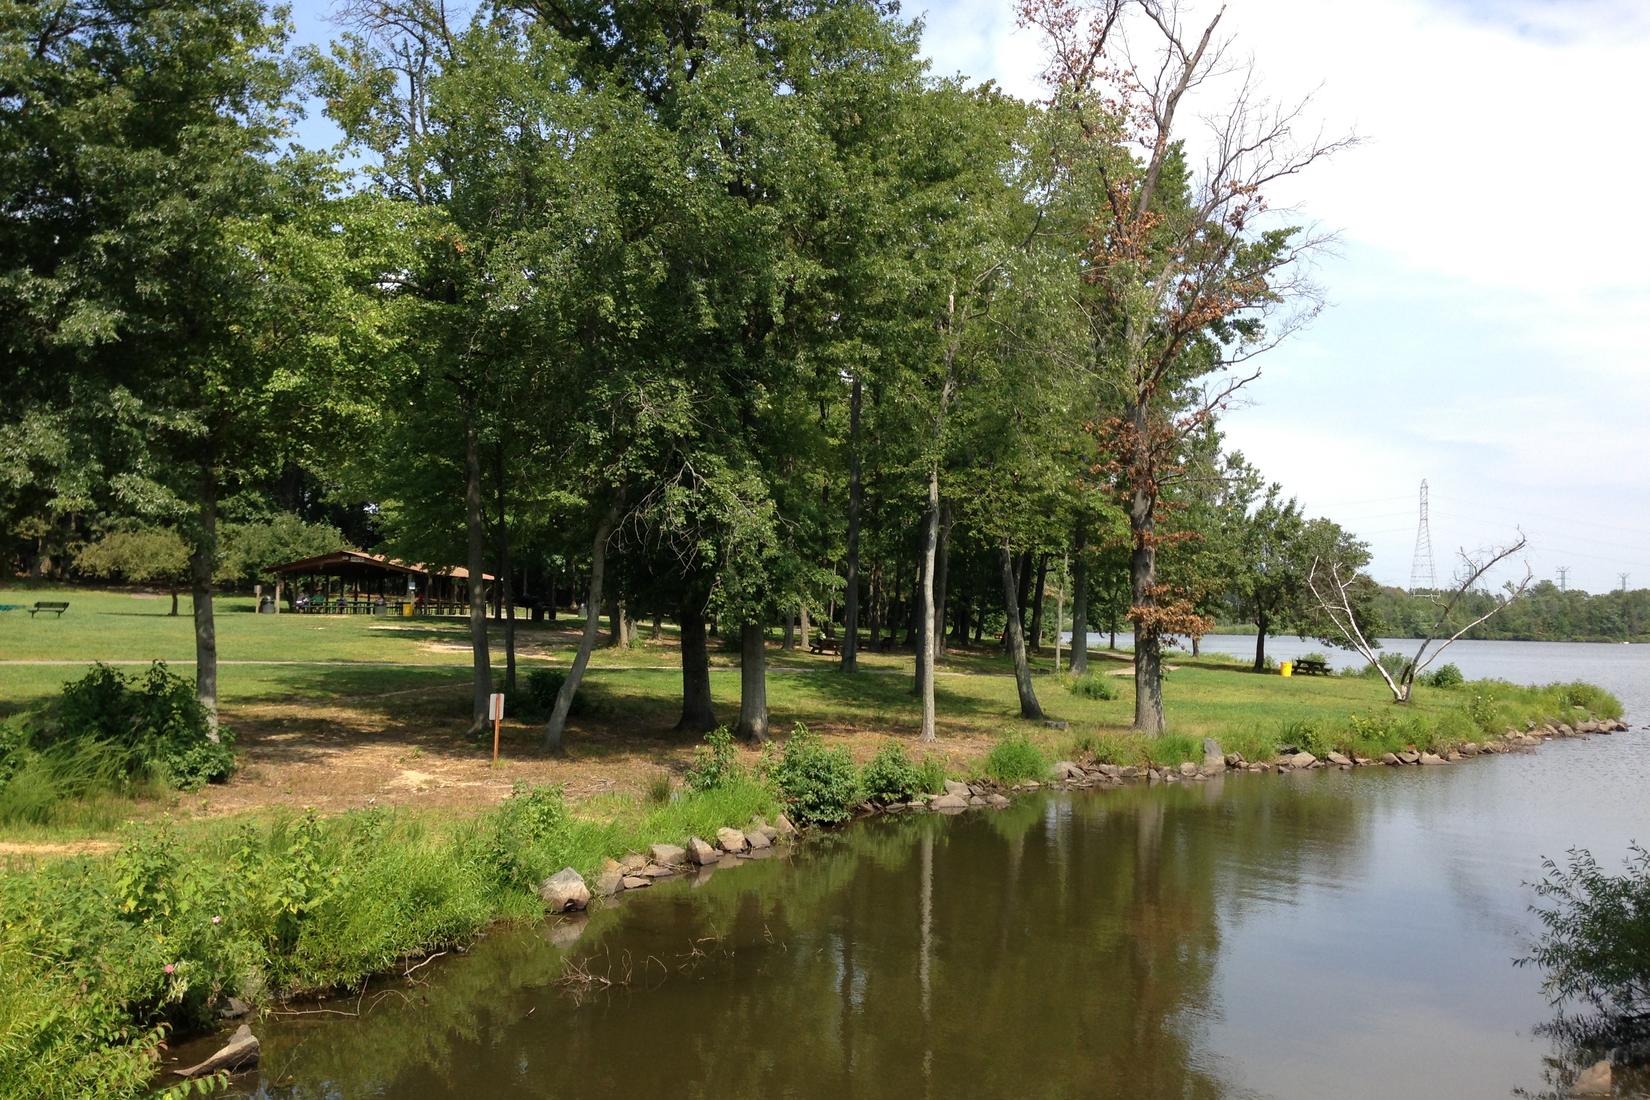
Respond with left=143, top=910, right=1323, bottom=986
left=0, top=840, right=119, bottom=858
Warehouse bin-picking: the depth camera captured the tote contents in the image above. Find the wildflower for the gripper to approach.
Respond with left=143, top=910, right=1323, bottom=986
left=164, top=963, right=176, bottom=975
left=212, top=915, right=222, bottom=925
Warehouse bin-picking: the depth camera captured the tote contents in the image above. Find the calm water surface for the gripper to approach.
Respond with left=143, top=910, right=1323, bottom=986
left=233, top=641, right=1648, bottom=1099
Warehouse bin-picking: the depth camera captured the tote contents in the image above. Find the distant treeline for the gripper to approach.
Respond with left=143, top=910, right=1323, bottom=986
left=1221, top=581, right=1648, bottom=644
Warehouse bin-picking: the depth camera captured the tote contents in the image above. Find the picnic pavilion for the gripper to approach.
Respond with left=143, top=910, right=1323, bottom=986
left=265, top=551, right=493, bottom=616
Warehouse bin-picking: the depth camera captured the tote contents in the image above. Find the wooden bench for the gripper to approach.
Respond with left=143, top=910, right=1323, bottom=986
left=808, top=637, right=841, bottom=655
left=28, top=601, right=69, bottom=618
left=1291, top=657, right=1330, bottom=676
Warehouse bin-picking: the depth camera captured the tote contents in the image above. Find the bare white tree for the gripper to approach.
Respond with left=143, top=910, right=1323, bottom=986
left=1308, top=533, right=1534, bottom=703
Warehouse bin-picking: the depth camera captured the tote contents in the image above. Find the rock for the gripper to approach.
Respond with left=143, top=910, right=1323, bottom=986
left=1418, top=752, right=1446, bottom=765
left=756, top=825, right=781, bottom=843
left=987, top=793, right=1011, bottom=809
left=1178, top=761, right=1199, bottom=777
left=899, top=800, right=927, bottom=812
left=1118, top=766, right=1141, bottom=780
left=1042, top=719, right=1069, bottom=731
left=1568, top=1059, right=1612, bottom=1096
left=773, top=813, right=797, bottom=836
left=746, top=830, right=772, bottom=850
left=620, top=875, right=651, bottom=889
left=641, top=862, right=675, bottom=878
left=931, top=792, right=968, bottom=812
left=1023, top=780, right=1042, bottom=789
left=1052, top=761, right=1085, bottom=782
left=1381, top=753, right=1399, bottom=765
left=174, top=1024, right=260, bottom=1079
left=1557, top=723, right=1575, bottom=737
left=1287, top=751, right=1317, bottom=769
left=944, top=779, right=971, bottom=798
left=1224, top=753, right=1245, bottom=768
left=538, top=867, right=591, bottom=912
left=216, top=996, right=252, bottom=1021
left=1397, top=750, right=1421, bottom=765
left=1460, top=742, right=1479, bottom=756
left=650, top=843, right=687, bottom=866
left=686, top=836, right=719, bottom=865
left=1202, top=737, right=1223, bottom=760
left=1325, top=751, right=1351, bottom=767
left=1479, top=741, right=1501, bottom=754
left=593, top=870, right=624, bottom=896
left=716, top=827, right=749, bottom=853
left=1095, top=763, right=1121, bottom=779
left=618, top=852, right=647, bottom=874
left=1445, top=751, right=1463, bottom=762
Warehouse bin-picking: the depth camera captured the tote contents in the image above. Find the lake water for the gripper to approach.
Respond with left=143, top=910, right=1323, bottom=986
left=230, top=641, right=1647, bottom=1099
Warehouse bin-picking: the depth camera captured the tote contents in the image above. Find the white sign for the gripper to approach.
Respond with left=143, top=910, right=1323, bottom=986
left=488, top=693, right=505, bottom=721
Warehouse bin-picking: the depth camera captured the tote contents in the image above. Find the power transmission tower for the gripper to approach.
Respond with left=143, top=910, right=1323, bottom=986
left=1409, top=479, right=1436, bottom=593
left=1556, top=566, right=1569, bottom=591
left=1621, top=573, right=1631, bottom=593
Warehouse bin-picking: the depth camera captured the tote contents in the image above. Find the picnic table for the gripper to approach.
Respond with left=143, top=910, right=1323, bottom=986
left=808, top=636, right=842, bottom=655
left=1291, top=657, right=1331, bottom=676
left=28, top=601, right=70, bottom=618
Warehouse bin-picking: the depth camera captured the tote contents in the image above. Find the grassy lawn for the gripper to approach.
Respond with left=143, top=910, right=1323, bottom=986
left=0, top=584, right=1619, bottom=851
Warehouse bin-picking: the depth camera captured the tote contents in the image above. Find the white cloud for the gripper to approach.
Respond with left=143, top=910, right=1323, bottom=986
left=919, top=0, right=1650, bottom=593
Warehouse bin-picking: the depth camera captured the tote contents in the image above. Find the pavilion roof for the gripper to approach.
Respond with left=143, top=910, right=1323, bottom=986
left=266, top=550, right=493, bottom=581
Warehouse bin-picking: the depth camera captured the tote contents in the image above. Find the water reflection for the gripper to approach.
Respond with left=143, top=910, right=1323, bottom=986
left=238, top=774, right=1370, bottom=1100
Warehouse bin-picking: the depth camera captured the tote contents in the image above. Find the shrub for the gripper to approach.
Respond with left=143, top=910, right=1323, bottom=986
left=1424, top=663, right=1465, bottom=689
left=1521, top=844, right=1650, bottom=1021
left=860, top=743, right=925, bottom=804
left=684, top=727, right=742, bottom=792
left=1065, top=674, right=1117, bottom=701
left=981, top=734, right=1048, bottom=784
left=44, top=662, right=234, bottom=791
left=915, top=755, right=948, bottom=796
left=645, top=770, right=674, bottom=805
left=1358, top=651, right=1413, bottom=683
left=768, top=723, right=859, bottom=825
left=519, top=668, right=586, bottom=719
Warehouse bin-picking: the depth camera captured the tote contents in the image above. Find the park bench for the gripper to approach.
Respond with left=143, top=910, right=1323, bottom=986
left=1291, top=657, right=1330, bottom=676
left=809, top=636, right=842, bottom=655
left=28, top=601, right=70, bottom=618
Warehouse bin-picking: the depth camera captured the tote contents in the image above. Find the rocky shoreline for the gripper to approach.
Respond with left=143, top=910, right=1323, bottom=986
left=535, top=712, right=1637, bottom=913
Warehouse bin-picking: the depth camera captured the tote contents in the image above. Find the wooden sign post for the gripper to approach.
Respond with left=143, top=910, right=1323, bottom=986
left=488, top=692, right=505, bottom=763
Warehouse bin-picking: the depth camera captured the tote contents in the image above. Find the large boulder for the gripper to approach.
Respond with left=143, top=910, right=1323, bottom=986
left=773, top=812, right=798, bottom=836
left=650, top=843, right=687, bottom=867
left=746, top=830, right=772, bottom=850
left=716, top=827, right=748, bottom=853
left=930, top=792, right=968, bottom=812
left=686, top=836, right=719, bottom=865
left=539, top=867, right=591, bottom=912
left=1052, top=761, right=1085, bottom=782
left=1325, top=751, right=1351, bottom=767
left=1418, top=752, right=1447, bottom=765
left=1287, top=751, right=1317, bottom=769
left=943, top=779, right=972, bottom=798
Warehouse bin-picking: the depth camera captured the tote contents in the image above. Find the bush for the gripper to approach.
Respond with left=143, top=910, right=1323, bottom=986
left=981, top=734, right=1048, bottom=784
left=1065, top=674, right=1117, bottom=701
left=915, top=755, right=948, bottom=796
left=860, top=743, right=925, bottom=804
left=1358, top=651, right=1413, bottom=683
left=1424, top=663, right=1464, bottom=689
left=509, top=668, right=587, bottom=721
left=768, top=723, right=859, bottom=825
left=44, top=662, right=234, bottom=790
left=684, top=727, right=742, bottom=793
left=1521, top=844, right=1650, bottom=1021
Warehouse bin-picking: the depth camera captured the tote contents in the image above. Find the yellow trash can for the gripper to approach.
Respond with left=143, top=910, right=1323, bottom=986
left=402, top=602, right=414, bottom=618
left=1279, top=661, right=1293, bottom=677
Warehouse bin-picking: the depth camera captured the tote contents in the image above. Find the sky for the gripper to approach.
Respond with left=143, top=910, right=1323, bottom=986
left=286, top=0, right=1650, bottom=594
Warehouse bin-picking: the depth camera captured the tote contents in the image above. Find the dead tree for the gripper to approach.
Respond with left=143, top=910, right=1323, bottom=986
left=1308, top=534, right=1533, bottom=704
left=1018, top=0, right=1354, bottom=733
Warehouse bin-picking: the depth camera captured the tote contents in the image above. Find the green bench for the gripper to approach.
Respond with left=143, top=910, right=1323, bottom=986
left=28, top=601, right=70, bottom=618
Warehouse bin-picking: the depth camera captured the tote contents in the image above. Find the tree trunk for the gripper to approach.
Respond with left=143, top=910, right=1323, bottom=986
left=675, top=602, right=716, bottom=733
left=933, top=503, right=951, bottom=654
left=1028, top=553, right=1049, bottom=653
left=464, top=416, right=492, bottom=734
left=545, top=504, right=619, bottom=753
left=651, top=606, right=662, bottom=640
left=606, top=589, right=621, bottom=647
left=1016, top=549, right=1034, bottom=626
left=841, top=373, right=863, bottom=672
left=782, top=613, right=795, bottom=651
left=1254, top=607, right=1268, bottom=671
left=736, top=623, right=769, bottom=743
left=169, top=588, right=180, bottom=617
left=1128, top=402, right=1164, bottom=733
left=916, top=466, right=940, bottom=741
left=867, top=564, right=882, bottom=655
left=496, top=453, right=516, bottom=694
left=189, top=470, right=220, bottom=741
left=1070, top=528, right=1089, bottom=675
left=799, top=604, right=811, bottom=650
left=999, top=544, right=1043, bottom=720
